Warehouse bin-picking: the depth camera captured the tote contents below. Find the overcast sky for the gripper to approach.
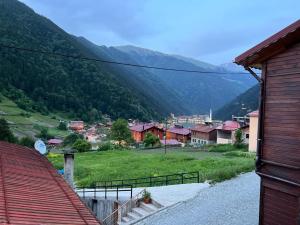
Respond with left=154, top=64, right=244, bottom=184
left=20, top=0, right=300, bottom=65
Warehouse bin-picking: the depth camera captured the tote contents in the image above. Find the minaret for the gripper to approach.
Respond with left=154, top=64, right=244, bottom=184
left=209, top=109, right=212, bottom=122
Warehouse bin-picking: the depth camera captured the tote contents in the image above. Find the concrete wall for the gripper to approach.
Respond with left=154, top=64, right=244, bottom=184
left=249, top=115, right=258, bottom=152
left=82, top=197, right=119, bottom=222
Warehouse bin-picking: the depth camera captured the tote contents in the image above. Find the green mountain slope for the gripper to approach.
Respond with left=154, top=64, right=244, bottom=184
left=0, top=0, right=163, bottom=121
left=214, top=84, right=260, bottom=120
left=114, top=45, right=257, bottom=114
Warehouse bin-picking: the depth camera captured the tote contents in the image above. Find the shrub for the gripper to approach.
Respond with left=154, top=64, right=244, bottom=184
left=57, top=121, right=67, bottom=130
left=97, top=142, right=113, bottom=151
left=19, top=136, right=35, bottom=148
left=143, top=132, right=160, bottom=147
left=72, top=139, right=91, bottom=152
left=63, top=133, right=83, bottom=146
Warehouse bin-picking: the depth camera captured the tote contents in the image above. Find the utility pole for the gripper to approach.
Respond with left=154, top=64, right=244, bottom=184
left=164, top=118, right=167, bottom=154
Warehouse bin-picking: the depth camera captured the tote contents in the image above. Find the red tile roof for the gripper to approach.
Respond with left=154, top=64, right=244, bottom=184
left=167, top=127, right=191, bottom=135
left=47, top=138, right=63, bottom=145
left=0, top=141, right=101, bottom=225
left=235, top=19, right=300, bottom=67
left=191, top=125, right=216, bottom=133
left=130, top=123, right=157, bottom=132
left=217, top=121, right=240, bottom=131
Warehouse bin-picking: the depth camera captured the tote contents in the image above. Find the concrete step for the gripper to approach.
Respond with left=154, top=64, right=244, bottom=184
left=121, top=216, right=131, bottom=223
left=140, top=202, right=159, bottom=212
left=132, top=207, right=149, bottom=217
left=127, top=211, right=141, bottom=220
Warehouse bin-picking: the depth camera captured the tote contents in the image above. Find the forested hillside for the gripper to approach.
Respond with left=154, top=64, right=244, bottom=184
left=214, top=84, right=260, bottom=120
left=0, top=0, right=164, bottom=121
left=114, top=46, right=257, bottom=114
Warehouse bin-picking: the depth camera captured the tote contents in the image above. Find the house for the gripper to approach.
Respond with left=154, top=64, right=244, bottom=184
left=240, top=125, right=249, bottom=145
left=248, top=110, right=258, bottom=152
left=190, top=125, right=217, bottom=146
left=235, top=19, right=300, bottom=225
left=166, top=125, right=191, bottom=143
left=69, top=120, right=84, bottom=131
left=0, top=141, right=101, bottom=224
left=47, top=138, right=63, bottom=146
left=130, top=123, right=164, bottom=143
left=216, top=120, right=240, bottom=144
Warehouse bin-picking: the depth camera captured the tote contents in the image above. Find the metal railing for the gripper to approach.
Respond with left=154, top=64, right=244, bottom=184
left=77, top=184, right=133, bottom=200
left=96, top=171, right=200, bottom=188
left=102, top=189, right=145, bottom=225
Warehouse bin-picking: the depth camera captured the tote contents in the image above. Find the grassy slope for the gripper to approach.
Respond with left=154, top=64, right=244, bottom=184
left=0, top=95, right=69, bottom=138
left=48, top=148, right=255, bottom=187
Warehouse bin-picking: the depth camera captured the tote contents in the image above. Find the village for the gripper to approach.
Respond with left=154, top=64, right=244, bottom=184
left=0, top=1, right=299, bottom=225
left=46, top=109, right=258, bottom=154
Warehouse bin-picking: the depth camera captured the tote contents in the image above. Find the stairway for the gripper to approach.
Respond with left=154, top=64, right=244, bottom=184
left=120, top=202, right=161, bottom=225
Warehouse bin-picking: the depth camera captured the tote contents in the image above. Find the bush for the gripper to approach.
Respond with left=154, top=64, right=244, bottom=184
left=143, top=132, right=160, bottom=147
left=72, top=139, right=91, bottom=152
left=36, top=127, right=54, bottom=140
left=57, top=121, right=67, bottom=130
left=19, top=136, right=35, bottom=148
left=97, top=142, right=113, bottom=151
left=63, top=133, right=83, bottom=146
left=208, top=144, right=247, bottom=152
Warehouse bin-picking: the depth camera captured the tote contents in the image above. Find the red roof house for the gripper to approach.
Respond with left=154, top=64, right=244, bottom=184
left=47, top=138, right=63, bottom=146
left=216, top=121, right=241, bottom=144
left=190, top=125, right=217, bottom=145
left=130, top=123, right=164, bottom=143
left=0, top=141, right=101, bottom=225
left=69, top=121, right=84, bottom=132
left=166, top=127, right=191, bottom=143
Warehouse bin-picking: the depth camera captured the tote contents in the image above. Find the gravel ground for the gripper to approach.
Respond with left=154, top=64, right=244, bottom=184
left=136, top=172, right=260, bottom=225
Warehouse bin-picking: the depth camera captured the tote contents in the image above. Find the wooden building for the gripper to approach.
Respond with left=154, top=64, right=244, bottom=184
left=130, top=123, right=164, bottom=143
left=235, top=19, right=300, bottom=225
left=166, top=126, right=191, bottom=143
left=191, top=125, right=217, bottom=146
left=69, top=120, right=84, bottom=132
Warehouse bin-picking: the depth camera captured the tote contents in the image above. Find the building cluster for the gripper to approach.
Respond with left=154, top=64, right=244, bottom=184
left=130, top=110, right=259, bottom=152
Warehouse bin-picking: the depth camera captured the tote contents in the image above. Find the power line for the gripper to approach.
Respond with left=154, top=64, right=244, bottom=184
left=0, top=43, right=256, bottom=75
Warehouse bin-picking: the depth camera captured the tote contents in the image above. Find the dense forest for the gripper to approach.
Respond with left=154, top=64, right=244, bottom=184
left=0, top=0, right=162, bottom=121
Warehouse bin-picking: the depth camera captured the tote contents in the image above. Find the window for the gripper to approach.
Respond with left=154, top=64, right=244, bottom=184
left=246, top=134, right=249, bottom=139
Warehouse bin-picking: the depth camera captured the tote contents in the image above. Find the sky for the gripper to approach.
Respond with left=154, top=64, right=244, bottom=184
left=19, top=0, right=300, bottom=65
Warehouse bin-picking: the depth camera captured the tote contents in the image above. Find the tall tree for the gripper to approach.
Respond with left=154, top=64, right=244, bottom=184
left=0, top=118, right=17, bottom=143
left=110, top=119, right=132, bottom=145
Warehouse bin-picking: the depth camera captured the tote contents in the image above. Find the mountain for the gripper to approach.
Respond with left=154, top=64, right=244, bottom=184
left=214, top=84, right=260, bottom=120
left=0, top=0, right=172, bottom=121
left=113, top=45, right=257, bottom=114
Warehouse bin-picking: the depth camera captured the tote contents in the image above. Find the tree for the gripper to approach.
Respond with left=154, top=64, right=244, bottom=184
left=36, top=127, right=54, bottom=140
left=57, top=121, right=67, bottom=130
left=234, top=129, right=244, bottom=148
left=0, top=118, right=17, bottom=143
left=19, top=136, right=35, bottom=148
left=63, top=133, right=83, bottom=146
left=72, top=139, right=91, bottom=152
left=143, top=132, right=160, bottom=147
left=110, top=119, right=132, bottom=145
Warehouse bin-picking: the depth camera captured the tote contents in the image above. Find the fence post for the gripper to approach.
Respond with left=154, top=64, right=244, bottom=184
left=117, top=186, right=119, bottom=200
left=105, top=186, right=107, bottom=199
left=94, top=186, right=96, bottom=199
left=197, top=171, right=200, bottom=183
left=166, top=176, right=168, bottom=185
left=181, top=173, right=184, bottom=184
left=83, top=188, right=85, bottom=199
left=130, top=185, right=133, bottom=199
left=150, top=177, right=152, bottom=187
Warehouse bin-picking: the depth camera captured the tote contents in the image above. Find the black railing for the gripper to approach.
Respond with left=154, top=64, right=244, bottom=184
left=77, top=184, right=133, bottom=200
left=96, top=171, right=200, bottom=188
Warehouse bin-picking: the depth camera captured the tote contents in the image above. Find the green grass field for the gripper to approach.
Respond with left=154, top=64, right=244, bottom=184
left=48, top=147, right=255, bottom=187
left=0, top=96, right=70, bottom=138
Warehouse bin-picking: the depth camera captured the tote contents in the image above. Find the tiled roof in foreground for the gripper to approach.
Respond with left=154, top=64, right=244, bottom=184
left=0, top=141, right=101, bottom=225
